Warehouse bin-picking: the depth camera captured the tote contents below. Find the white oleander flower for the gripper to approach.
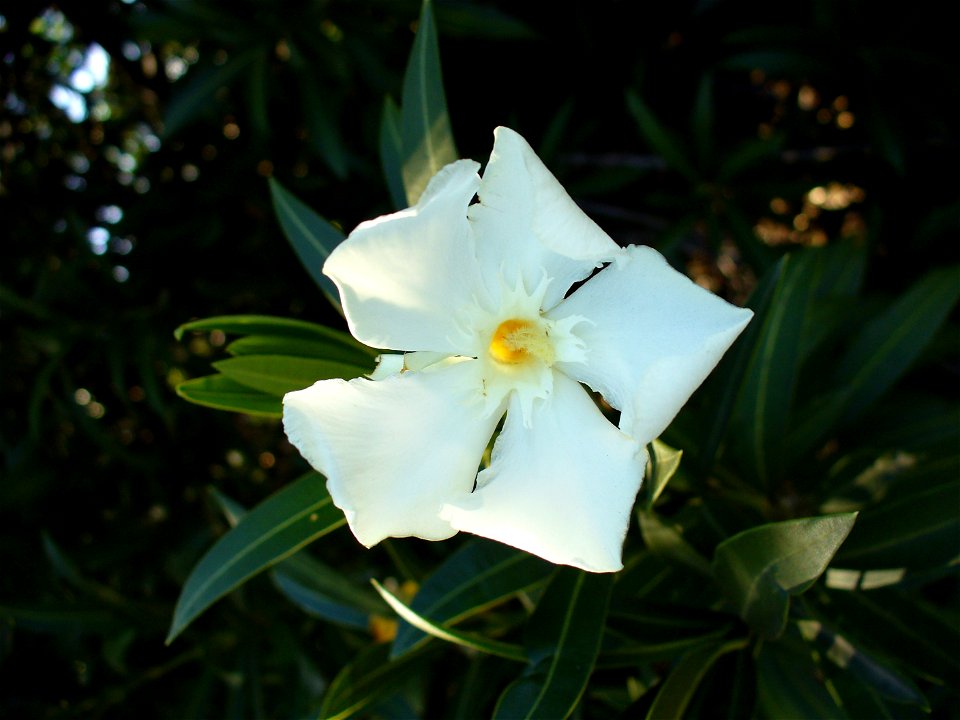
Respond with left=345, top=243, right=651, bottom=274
left=283, top=127, right=752, bottom=572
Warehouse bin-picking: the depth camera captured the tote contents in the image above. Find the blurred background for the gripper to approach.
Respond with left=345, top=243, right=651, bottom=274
left=2, top=1, right=957, bottom=717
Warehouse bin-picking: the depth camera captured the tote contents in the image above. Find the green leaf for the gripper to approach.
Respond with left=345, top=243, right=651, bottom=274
left=298, top=77, right=348, bottom=178
left=834, top=481, right=960, bottom=570
left=643, top=440, right=683, bottom=508
left=637, top=509, right=712, bottom=577
left=798, top=619, right=928, bottom=709
left=826, top=588, right=960, bottom=688
left=209, top=489, right=385, bottom=631
left=645, top=638, right=749, bottom=720
left=400, top=0, right=458, bottom=206
left=493, top=569, right=613, bottom=720
left=731, top=250, right=823, bottom=488
left=833, top=265, right=960, bottom=424
left=166, top=472, right=345, bottom=643
left=755, top=629, right=845, bottom=719
left=693, top=256, right=785, bottom=475
left=712, top=513, right=857, bottom=638
left=379, top=96, right=407, bottom=210
left=373, top=580, right=526, bottom=662
left=601, top=602, right=735, bottom=668
left=268, top=178, right=345, bottom=311
left=392, top=539, right=552, bottom=657
left=226, top=334, right=374, bottom=366
left=319, top=643, right=437, bottom=720
left=175, top=314, right=356, bottom=343
left=626, top=89, right=698, bottom=183
left=212, top=355, right=367, bottom=396
left=162, top=48, right=258, bottom=138
left=175, top=374, right=281, bottom=417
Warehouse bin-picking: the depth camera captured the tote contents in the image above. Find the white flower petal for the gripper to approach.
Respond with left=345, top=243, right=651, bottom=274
left=283, top=360, right=501, bottom=547
left=549, top=245, right=753, bottom=444
left=469, top=127, right=622, bottom=310
left=324, top=159, right=485, bottom=354
left=440, top=372, right=647, bottom=572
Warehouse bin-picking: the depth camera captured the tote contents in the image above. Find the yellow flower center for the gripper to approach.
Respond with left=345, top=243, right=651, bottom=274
left=488, top=318, right=555, bottom=366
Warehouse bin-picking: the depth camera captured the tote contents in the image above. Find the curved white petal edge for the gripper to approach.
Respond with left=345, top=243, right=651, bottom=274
left=283, top=126, right=753, bottom=572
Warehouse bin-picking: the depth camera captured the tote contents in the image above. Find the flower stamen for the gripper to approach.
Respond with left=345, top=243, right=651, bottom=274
left=489, top=318, right=555, bottom=366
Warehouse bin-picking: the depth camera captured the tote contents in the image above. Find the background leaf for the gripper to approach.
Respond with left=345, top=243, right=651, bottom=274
left=392, top=540, right=552, bottom=657
left=400, top=0, right=458, bottom=205
left=167, top=472, right=345, bottom=643
left=268, top=178, right=345, bottom=311
left=493, top=569, right=613, bottom=720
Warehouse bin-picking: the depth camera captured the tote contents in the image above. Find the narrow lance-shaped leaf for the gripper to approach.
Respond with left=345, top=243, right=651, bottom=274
left=175, top=374, right=281, bottom=417
left=797, top=619, right=928, bottom=709
left=392, top=539, right=553, bottom=657
left=693, top=256, right=785, bottom=476
left=166, top=472, right=345, bottom=643
left=175, top=314, right=370, bottom=348
left=401, top=0, right=458, bottom=205
left=212, top=355, right=368, bottom=397
left=493, top=569, right=613, bottom=720
left=731, top=249, right=823, bottom=489
left=625, top=89, right=698, bottom=183
left=319, top=643, right=438, bottom=720
left=645, top=638, right=749, bottom=720
left=834, top=481, right=960, bottom=570
left=373, top=580, right=526, bottom=662
left=712, top=513, right=857, bottom=639
left=268, top=178, right=345, bottom=312
left=833, top=265, right=960, bottom=425
left=209, top=489, right=386, bottom=631
left=379, top=96, right=408, bottom=210
left=225, top=334, right=374, bottom=366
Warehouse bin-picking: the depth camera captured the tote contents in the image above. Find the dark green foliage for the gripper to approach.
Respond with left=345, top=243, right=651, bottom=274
left=2, top=0, right=957, bottom=718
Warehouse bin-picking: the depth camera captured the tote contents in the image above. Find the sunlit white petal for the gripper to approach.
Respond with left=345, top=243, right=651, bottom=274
left=440, top=373, right=647, bottom=572
left=324, top=160, right=485, bottom=354
left=549, top=245, right=753, bottom=444
left=283, top=360, right=502, bottom=546
left=469, top=127, right=622, bottom=310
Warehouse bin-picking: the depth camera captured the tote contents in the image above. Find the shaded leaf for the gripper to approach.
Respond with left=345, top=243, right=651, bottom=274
left=392, top=539, right=552, bottom=657
left=731, top=250, right=823, bottom=488
left=626, top=89, right=698, bottom=183
left=712, top=513, right=857, bottom=638
left=268, top=178, right=345, bottom=311
left=798, top=619, right=928, bottom=708
left=167, top=472, right=345, bottom=643
left=319, top=643, right=436, bottom=720
left=645, top=638, right=748, bottom=720
left=493, top=569, right=612, bottom=720
left=400, top=0, right=458, bottom=205
left=175, top=314, right=355, bottom=343
left=693, top=256, right=785, bottom=475
left=755, top=629, right=845, bottom=719
left=209, top=489, right=385, bottom=631
left=834, top=481, right=960, bottom=570
left=638, top=510, right=712, bottom=576
left=833, top=265, right=960, bottom=424
left=374, top=580, right=526, bottom=662
left=298, top=77, right=348, bottom=178
left=162, top=48, right=258, bottom=138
